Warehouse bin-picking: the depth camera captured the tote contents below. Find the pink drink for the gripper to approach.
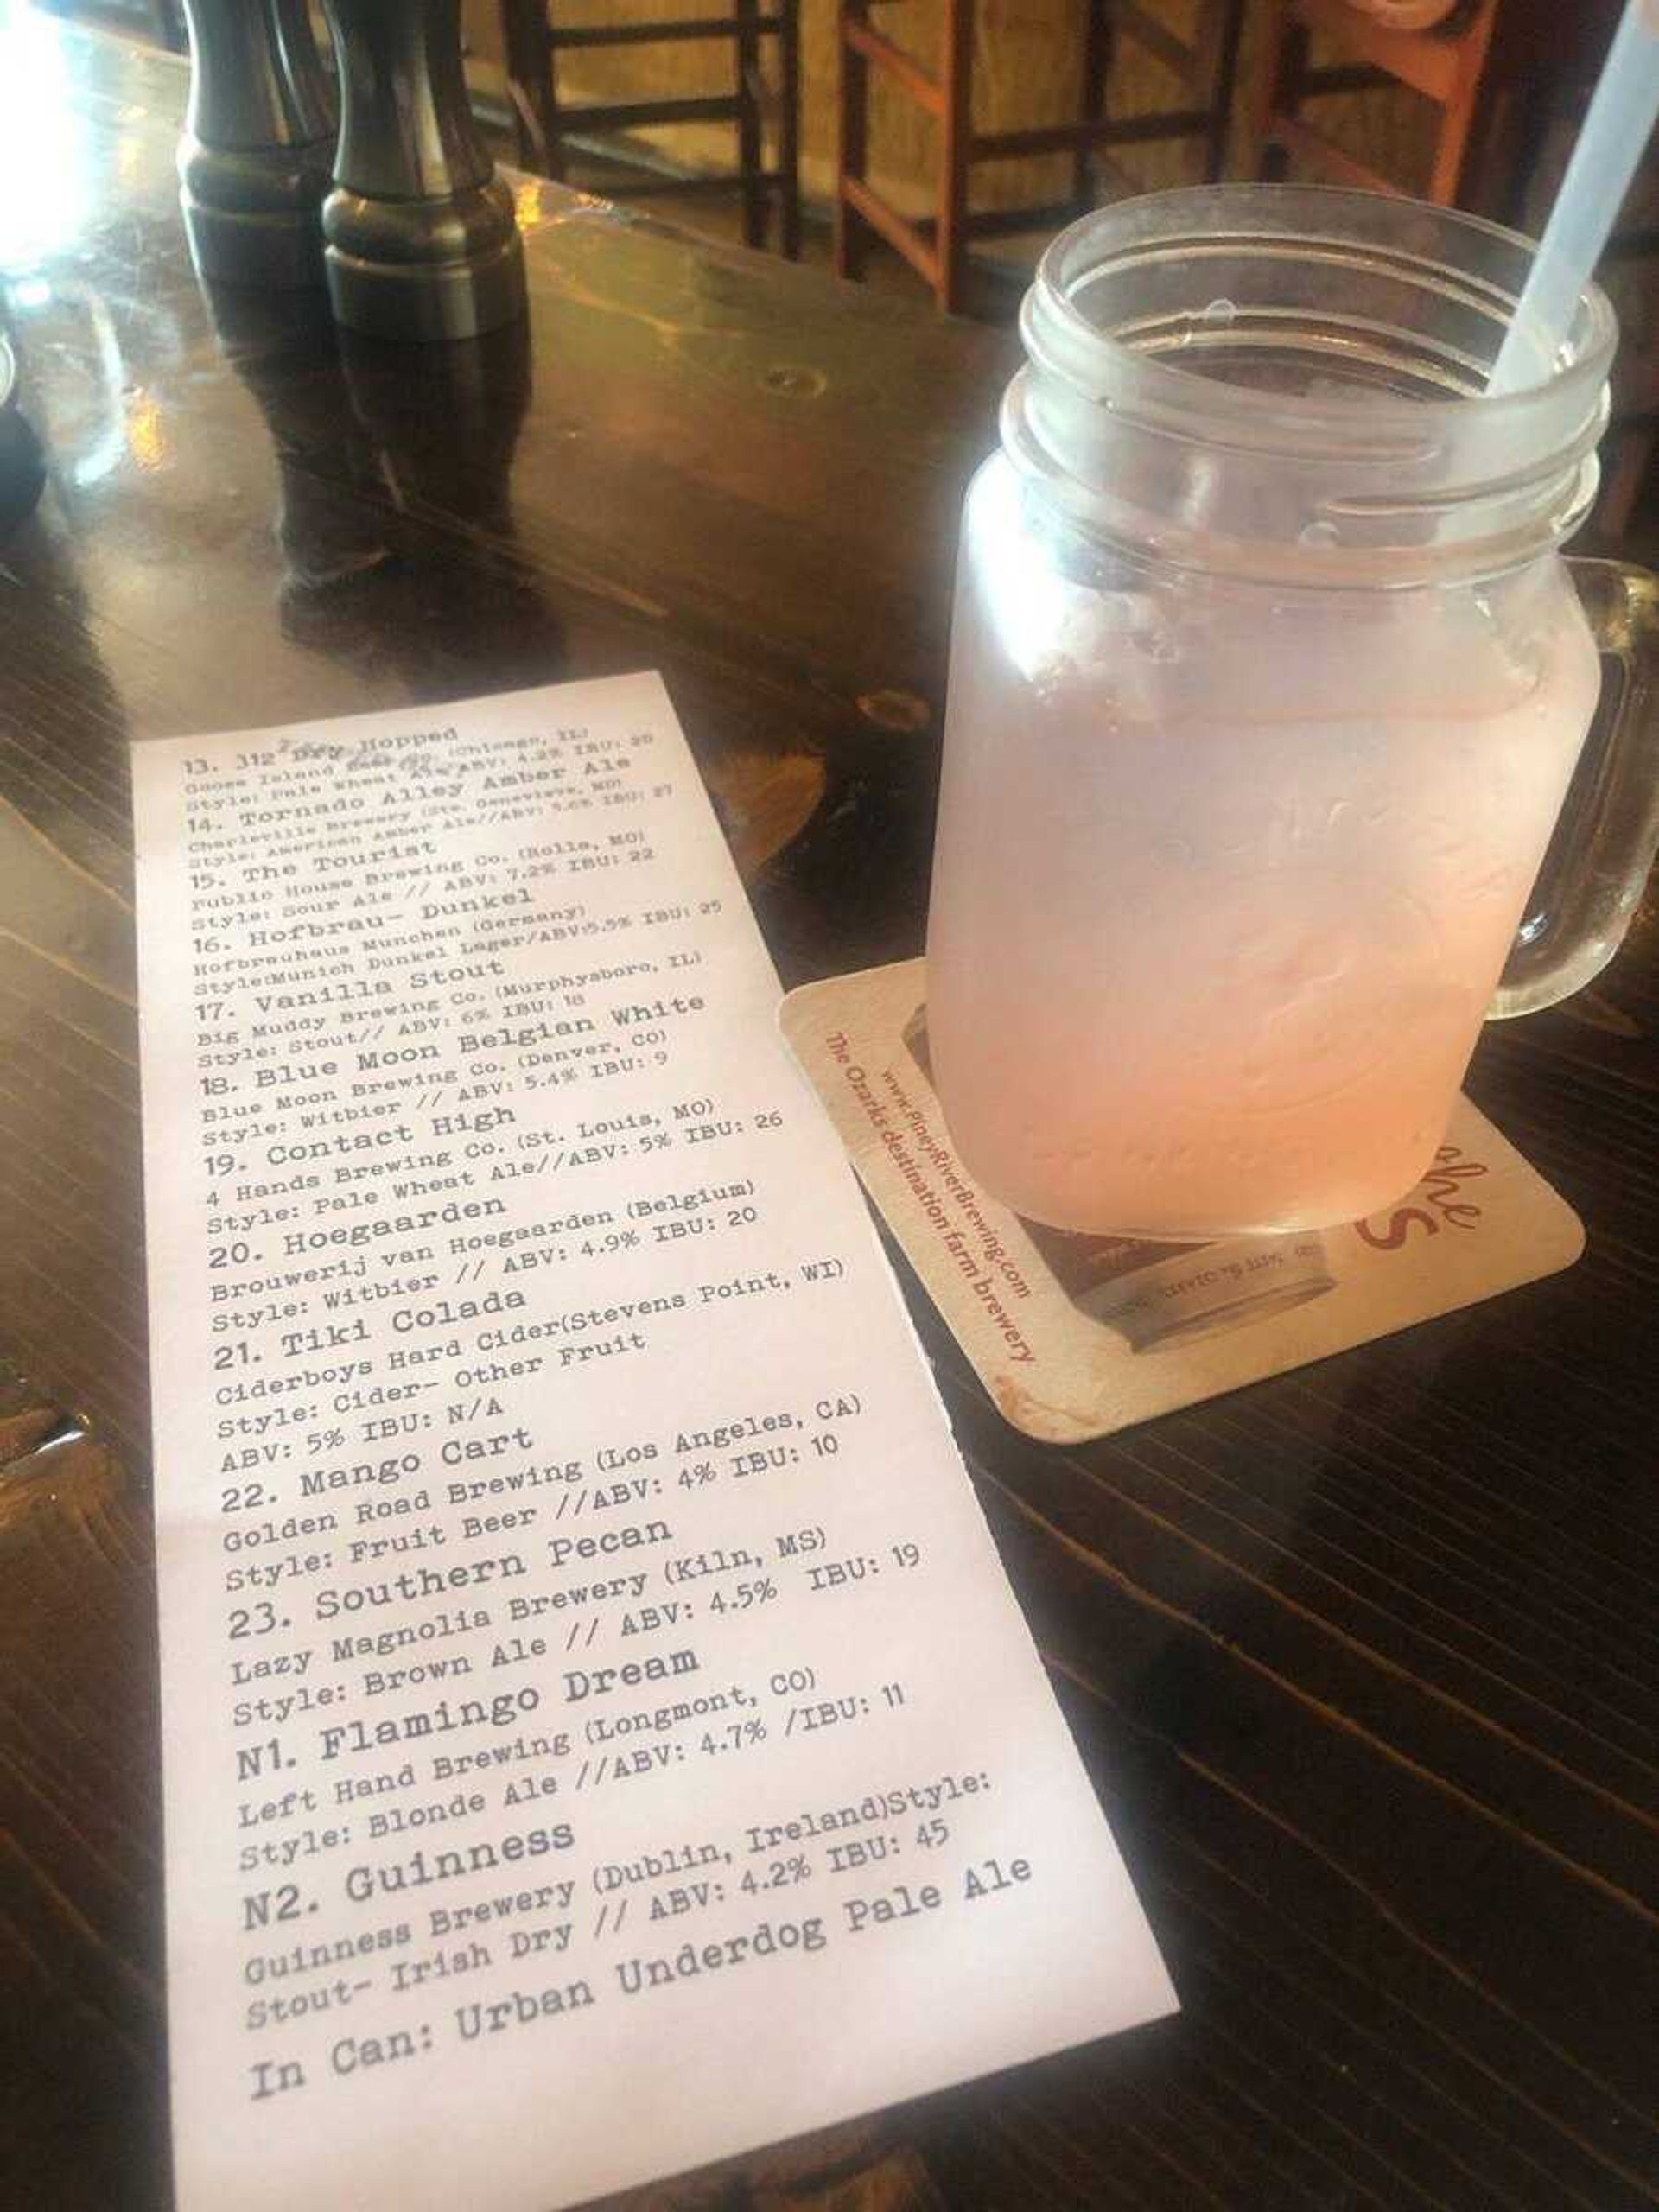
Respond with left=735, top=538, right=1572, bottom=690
left=926, top=456, right=1602, bottom=1237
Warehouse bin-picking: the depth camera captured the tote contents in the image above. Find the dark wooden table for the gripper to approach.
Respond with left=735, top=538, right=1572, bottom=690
left=3, top=22, right=1656, bottom=2212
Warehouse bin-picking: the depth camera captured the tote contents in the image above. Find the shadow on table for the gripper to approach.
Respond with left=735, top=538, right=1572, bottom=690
left=197, top=281, right=562, bottom=703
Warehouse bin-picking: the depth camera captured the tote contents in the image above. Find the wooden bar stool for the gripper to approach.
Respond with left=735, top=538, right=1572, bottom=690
left=1248, top=0, right=1650, bottom=220
left=834, top=0, right=1249, bottom=315
left=1249, top=0, right=1656, bottom=533
left=499, top=0, right=801, bottom=256
left=1251, top=0, right=1512, bottom=207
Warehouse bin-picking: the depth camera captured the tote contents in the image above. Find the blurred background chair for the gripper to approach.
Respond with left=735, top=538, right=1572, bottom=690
left=497, top=0, right=801, bottom=254
left=833, top=0, right=1249, bottom=314
left=1250, top=0, right=1656, bottom=537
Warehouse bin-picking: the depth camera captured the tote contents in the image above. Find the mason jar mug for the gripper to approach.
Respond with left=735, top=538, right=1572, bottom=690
left=925, top=188, right=1659, bottom=1238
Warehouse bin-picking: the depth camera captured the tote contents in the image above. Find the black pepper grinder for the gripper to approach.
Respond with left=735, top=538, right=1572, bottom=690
left=177, top=0, right=336, bottom=287
left=319, top=0, right=527, bottom=342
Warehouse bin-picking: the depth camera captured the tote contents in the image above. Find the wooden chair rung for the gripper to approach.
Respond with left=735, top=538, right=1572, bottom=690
left=842, top=17, right=944, bottom=117
left=841, top=178, right=941, bottom=285
left=972, top=108, right=1211, bottom=163
left=553, top=93, right=742, bottom=132
left=548, top=16, right=785, bottom=48
left=598, top=168, right=790, bottom=196
left=963, top=197, right=1092, bottom=240
left=1267, top=109, right=1404, bottom=194
left=1112, top=1, right=1199, bottom=89
left=1295, top=61, right=1394, bottom=97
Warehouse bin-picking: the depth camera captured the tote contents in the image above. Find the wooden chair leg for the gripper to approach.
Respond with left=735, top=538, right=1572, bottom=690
left=777, top=0, right=803, bottom=257
left=1424, top=0, right=1501, bottom=204
left=1467, top=73, right=1552, bottom=229
left=1250, top=0, right=1306, bottom=182
left=499, top=0, right=561, bottom=176
left=1198, top=0, right=1249, bottom=183
left=937, top=0, right=974, bottom=313
left=1073, top=0, right=1114, bottom=209
left=734, top=0, right=767, bottom=249
left=834, top=0, right=871, bottom=280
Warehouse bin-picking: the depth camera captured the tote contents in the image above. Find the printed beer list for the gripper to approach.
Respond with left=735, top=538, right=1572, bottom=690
left=132, top=675, right=1174, bottom=2212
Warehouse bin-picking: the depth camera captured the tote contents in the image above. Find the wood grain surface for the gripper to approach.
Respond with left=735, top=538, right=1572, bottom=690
left=0, top=25, right=1654, bottom=2212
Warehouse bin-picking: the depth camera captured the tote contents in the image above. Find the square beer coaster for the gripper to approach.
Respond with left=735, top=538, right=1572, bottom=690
left=779, top=958, right=1585, bottom=1445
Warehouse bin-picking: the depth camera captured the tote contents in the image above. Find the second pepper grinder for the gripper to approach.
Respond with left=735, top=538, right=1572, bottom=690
left=319, top=0, right=527, bottom=342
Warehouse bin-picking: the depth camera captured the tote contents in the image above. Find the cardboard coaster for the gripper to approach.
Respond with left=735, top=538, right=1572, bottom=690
left=780, top=958, right=1585, bottom=1445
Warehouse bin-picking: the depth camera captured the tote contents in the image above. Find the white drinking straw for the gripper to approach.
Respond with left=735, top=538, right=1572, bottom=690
left=1487, top=0, right=1659, bottom=395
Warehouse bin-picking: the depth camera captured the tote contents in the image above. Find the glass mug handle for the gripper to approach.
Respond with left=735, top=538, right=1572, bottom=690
left=1491, top=559, right=1659, bottom=1019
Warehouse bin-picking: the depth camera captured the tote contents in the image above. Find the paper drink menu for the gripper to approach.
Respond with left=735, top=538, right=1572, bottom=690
left=131, top=674, right=1174, bottom=2212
